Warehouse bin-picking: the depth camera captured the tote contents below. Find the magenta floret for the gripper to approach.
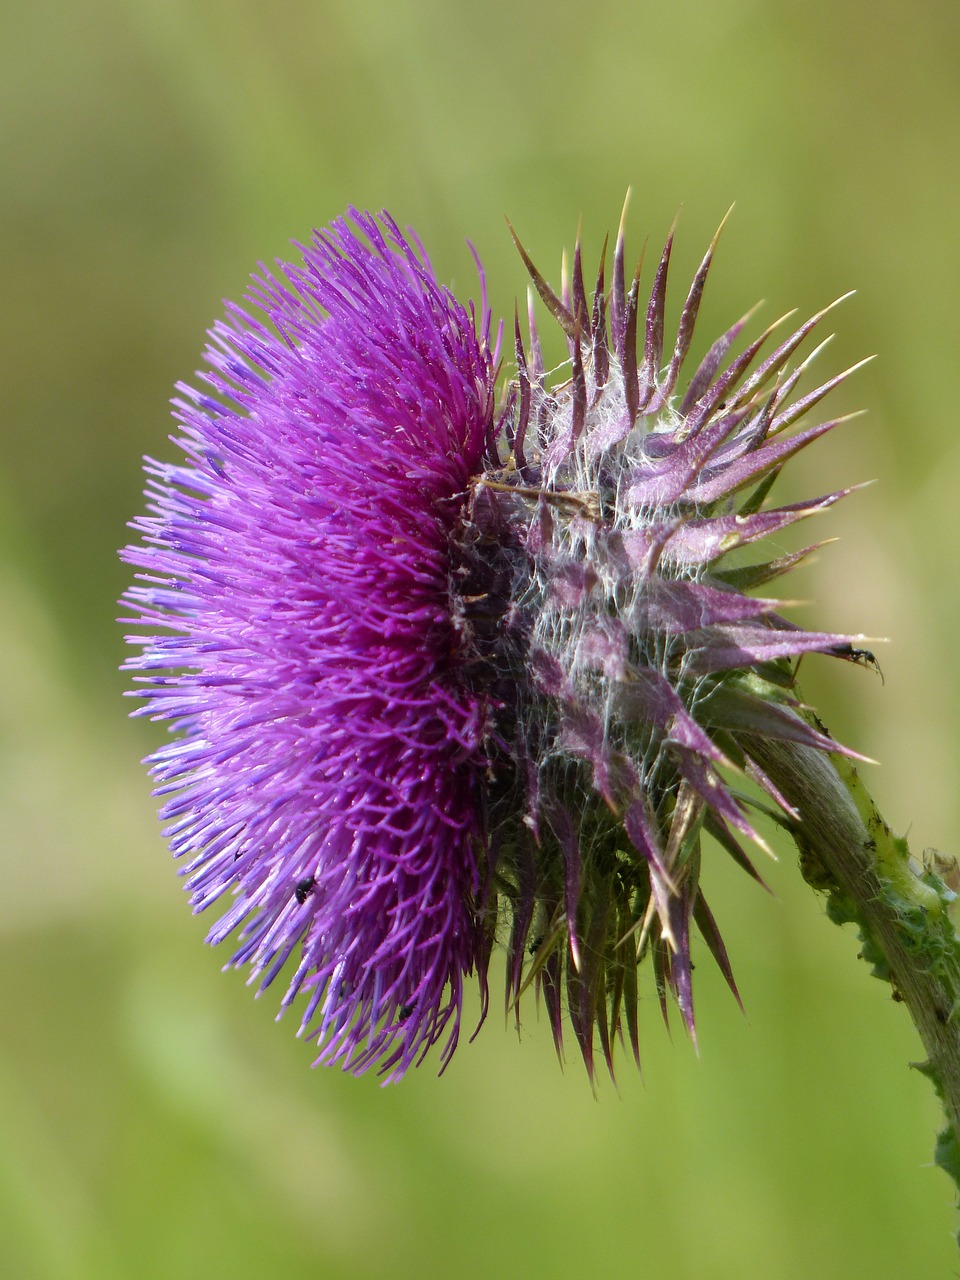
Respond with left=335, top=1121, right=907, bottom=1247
left=123, top=211, right=497, bottom=1079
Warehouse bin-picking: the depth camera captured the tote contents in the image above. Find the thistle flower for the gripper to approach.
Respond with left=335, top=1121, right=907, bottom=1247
left=123, top=205, right=867, bottom=1082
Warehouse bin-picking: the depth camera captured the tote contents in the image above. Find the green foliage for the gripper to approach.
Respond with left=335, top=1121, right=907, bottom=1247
left=798, top=755, right=960, bottom=1208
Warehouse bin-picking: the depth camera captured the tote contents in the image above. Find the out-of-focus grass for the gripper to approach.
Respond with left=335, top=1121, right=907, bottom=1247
left=3, top=0, right=960, bottom=1275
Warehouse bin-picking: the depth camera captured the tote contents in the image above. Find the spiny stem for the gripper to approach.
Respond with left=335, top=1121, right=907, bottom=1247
left=742, top=726, right=960, bottom=1214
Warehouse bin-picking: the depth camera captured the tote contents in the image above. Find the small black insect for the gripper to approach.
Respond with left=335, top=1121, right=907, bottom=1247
left=294, top=876, right=316, bottom=905
left=831, top=642, right=884, bottom=682
left=398, top=1002, right=415, bottom=1022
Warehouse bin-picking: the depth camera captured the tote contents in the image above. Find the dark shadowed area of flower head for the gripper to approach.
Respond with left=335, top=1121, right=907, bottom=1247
left=122, top=205, right=869, bottom=1083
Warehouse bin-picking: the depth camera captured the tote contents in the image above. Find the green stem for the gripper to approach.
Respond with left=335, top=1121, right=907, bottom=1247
left=742, top=729, right=960, bottom=1208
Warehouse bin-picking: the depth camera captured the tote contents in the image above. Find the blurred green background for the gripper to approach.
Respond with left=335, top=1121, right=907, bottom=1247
left=3, top=0, right=960, bottom=1275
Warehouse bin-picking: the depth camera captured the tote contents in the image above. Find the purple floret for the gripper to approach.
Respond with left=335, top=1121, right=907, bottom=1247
left=122, top=211, right=497, bottom=1080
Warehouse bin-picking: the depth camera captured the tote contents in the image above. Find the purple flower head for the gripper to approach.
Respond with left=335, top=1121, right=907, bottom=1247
left=123, top=204, right=868, bottom=1082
